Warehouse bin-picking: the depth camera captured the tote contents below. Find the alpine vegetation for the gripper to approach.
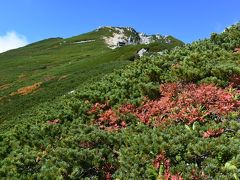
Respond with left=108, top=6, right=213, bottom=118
left=0, top=24, right=240, bottom=179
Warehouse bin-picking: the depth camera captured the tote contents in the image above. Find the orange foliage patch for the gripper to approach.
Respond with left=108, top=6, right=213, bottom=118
left=10, top=82, right=42, bottom=96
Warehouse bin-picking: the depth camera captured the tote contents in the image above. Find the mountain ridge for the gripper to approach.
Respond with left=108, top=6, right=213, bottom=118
left=0, top=26, right=183, bottom=55
left=95, top=26, right=178, bottom=49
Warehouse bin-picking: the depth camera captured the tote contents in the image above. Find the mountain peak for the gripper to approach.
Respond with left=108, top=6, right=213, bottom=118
left=95, top=26, right=178, bottom=49
left=96, top=26, right=137, bottom=33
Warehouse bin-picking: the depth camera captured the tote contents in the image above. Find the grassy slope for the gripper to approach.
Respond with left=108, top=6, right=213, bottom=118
left=0, top=28, right=183, bottom=126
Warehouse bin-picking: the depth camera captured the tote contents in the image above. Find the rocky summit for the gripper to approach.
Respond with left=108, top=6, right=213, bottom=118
left=98, top=26, right=176, bottom=49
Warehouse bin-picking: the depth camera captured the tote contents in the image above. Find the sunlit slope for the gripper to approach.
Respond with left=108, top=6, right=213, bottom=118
left=0, top=27, right=183, bottom=123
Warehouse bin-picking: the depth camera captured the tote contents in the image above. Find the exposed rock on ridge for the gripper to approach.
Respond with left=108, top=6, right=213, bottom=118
left=98, top=26, right=173, bottom=49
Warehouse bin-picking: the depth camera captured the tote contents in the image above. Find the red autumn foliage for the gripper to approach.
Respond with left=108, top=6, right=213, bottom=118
left=98, top=109, right=119, bottom=131
left=153, top=151, right=183, bottom=180
left=129, top=96, right=173, bottom=124
left=47, top=119, right=61, bottom=125
left=101, top=163, right=116, bottom=180
left=89, top=106, right=127, bottom=131
left=153, top=151, right=170, bottom=170
left=88, top=83, right=239, bottom=129
left=202, top=128, right=224, bottom=138
left=133, top=83, right=239, bottom=125
left=87, top=102, right=108, bottom=114
left=229, top=74, right=240, bottom=88
left=118, top=104, right=135, bottom=114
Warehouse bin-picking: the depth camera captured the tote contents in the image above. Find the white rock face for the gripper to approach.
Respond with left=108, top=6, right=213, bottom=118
left=156, top=34, right=161, bottom=39
left=103, top=33, right=128, bottom=49
left=103, top=27, right=137, bottom=49
left=139, top=33, right=152, bottom=44
left=115, top=27, right=125, bottom=34
left=102, top=27, right=173, bottom=49
left=137, top=48, right=148, bottom=57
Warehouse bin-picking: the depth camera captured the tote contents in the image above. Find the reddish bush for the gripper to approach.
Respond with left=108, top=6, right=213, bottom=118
left=89, top=83, right=239, bottom=129
left=133, top=83, right=239, bottom=125
left=133, top=96, right=174, bottom=124
left=118, top=104, right=135, bottom=114
left=87, top=102, right=108, bottom=114
left=153, top=151, right=183, bottom=180
left=202, top=128, right=224, bottom=138
left=229, top=74, right=240, bottom=88
left=153, top=151, right=170, bottom=170
left=98, top=109, right=119, bottom=130
left=101, top=163, right=116, bottom=180
left=88, top=104, right=127, bottom=131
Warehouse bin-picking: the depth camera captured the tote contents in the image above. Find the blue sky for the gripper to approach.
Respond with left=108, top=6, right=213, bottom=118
left=0, top=0, right=240, bottom=52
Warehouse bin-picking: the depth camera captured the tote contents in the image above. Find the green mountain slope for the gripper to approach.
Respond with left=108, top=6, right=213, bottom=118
left=0, top=27, right=183, bottom=124
left=1, top=24, right=240, bottom=179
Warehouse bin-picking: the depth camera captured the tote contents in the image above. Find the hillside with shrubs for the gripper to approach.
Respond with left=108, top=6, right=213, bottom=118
left=0, top=27, right=183, bottom=125
left=1, top=23, right=240, bottom=179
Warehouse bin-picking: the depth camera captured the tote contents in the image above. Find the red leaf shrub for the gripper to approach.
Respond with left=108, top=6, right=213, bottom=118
left=133, top=96, right=174, bottom=124
left=101, top=163, right=116, bottom=180
left=88, top=104, right=127, bottom=131
left=88, top=83, right=239, bottom=129
left=153, top=151, right=183, bottom=180
left=98, top=109, right=119, bottom=131
left=153, top=151, right=168, bottom=170
left=131, top=83, right=239, bottom=125
left=118, top=104, right=135, bottom=114
left=202, top=128, right=224, bottom=138
left=229, top=74, right=240, bottom=88
left=87, top=102, right=108, bottom=114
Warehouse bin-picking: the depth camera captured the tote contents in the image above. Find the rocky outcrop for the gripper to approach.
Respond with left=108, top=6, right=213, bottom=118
left=137, top=48, right=148, bottom=57
left=100, top=26, right=173, bottom=49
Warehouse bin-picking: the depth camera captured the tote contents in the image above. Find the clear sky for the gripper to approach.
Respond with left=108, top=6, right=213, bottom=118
left=0, top=0, right=240, bottom=52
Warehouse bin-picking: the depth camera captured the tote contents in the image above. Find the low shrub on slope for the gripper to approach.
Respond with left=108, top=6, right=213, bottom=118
left=1, top=24, right=240, bottom=179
